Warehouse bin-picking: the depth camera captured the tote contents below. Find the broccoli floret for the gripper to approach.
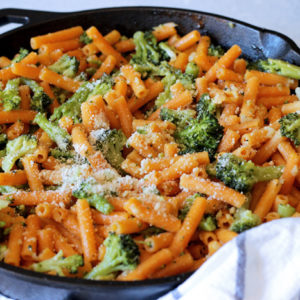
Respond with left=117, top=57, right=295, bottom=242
left=2, top=135, right=37, bottom=172
left=50, top=75, right=113, bottom=123
left=34, top=113, right=71, bottom=150
left=185, top=62, right=199, bottom=79
left=1, top=78, right=21, bottom=111
left=158, top=42, right=176, bottom=61
left=208, top=44, right=225, bottom=57
left=31, top=250, right=83, bottom=276
left=278, top=203, right=295, bottom=218
left=199, top=215, right=217, bottom=231
left=159, top=107, right=196, bottom=130
left=0, top=185, right=18, bottom=194
left=85, top=232, right=140, bottom=280
left=93, top=129, right=127, bottom=173
left=11, top=48, right=29, bottom=63
left=196, top=93, right=220, bottom=119
left=210, top=153, right=283, bottom=193
left=79, top=32, right=92, bottom=45
left=0, top=245, right=7, bottom=261
left=50, top=147, right=75, bottom=162
left=49, top=54, right=79, bottom=78
left=230, top=208, right=261, bottom=233
left=132, top=31, right=161, bottom=67
left=73, top=177, right=114, bottom=214
left=254, top=59, right=300, bottom=80
left=21, top=78, right=52, bottom=112
left=178, top=193, right=204, bottom=221
left=279, top=113, right=300, bottom=146
left=0, top=198, right=10, bottom=210
left=51, top=87, right=70, bottom=104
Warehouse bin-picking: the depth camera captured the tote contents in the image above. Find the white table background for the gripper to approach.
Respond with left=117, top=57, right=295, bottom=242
left=0, top=0, right=299, bottom=299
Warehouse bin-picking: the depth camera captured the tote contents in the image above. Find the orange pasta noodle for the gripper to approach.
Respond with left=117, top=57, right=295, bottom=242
left=152, top=23, right=177, bottom=41
left=194, top=36, right=211, bottom=71
left=11, top=63, right=40, bottom=80
left=0, top=56, right=11, bottom=68
left=30, top=26, right=83, bottom=49
left=19, top=85, right=31, bottom=110
left=86, top=26, right=126, bottom=64
left=233, top=59, right=247, bottom=74
left=152, top=252, right=194, bottom=278
left=82, top=43, right=99, bottom=56
left=164, top=143, right=178, bottom=157
left=6, top=120, right=26, bottom=140
left=216, top=68, right=243, bottom=82
left=20, top=51, right=39, bottom=65
left=5, top=190, right=71, bottom=206
left=124, top=198, right=181, bottom=232
left=241, top=126, right=275, bottom=148
left=277, top=141, right=299, bottom=194
left=49, top=49, right=64, bottom=62
left=21, top=214, right=40, bottom=260
left=121, top=158, right=145, bottom=179
left=245, top=70, right=297, bottom=87
left=174, top=30, right=201, bottom=51
left=4, top=223, right=24, bottom=266
left=253, top=130, right=286, bottom=165
left=36, top=202, right=54, bottom=218
left=258, top=85, right=290, bottom=97
left=114, top=78, right=128, bottom=97
left=141, top=156, right=180, bottom=173
left=144, top=232, right=174, bottom=253
left=128, top=133, right=159, bottom=158
left=217, top=129, right=240, bottom=152
left=170, top=52, right=189, bottom=72
left=180, top=174, right=246, bottom=208
left=281, top=101, right=300, bottom=115
left=115, top=39, right=136, bottom=53
left=92, top=210, right=129, bottom=225
left=254, top=179, right=282, bottom=220
left=128, top=81, right=164, bottom=112
left=0, top=170, right=27, bottom=185
left=215, top=228, right=238, bottom=244
left=232, top=145, right=256, bottom=161
left=120, top=248, right=173, bottom=281
left=121, top=65, right=148, bottom=99
left=37, top=228, right=55, bottom=254
left=109, top=218, right=148, bottom=234
left=205, top=45, right=242, bottom=82
left=272, top=152, right=286, bottom=166
left=240, top=76, right=259, bottom=122
left=104, top=30, right=121, bottom=45
left=169, top=196, right=206, bottom=257
left=39, top=67, right=80, bottom=93
left=58, top=116, right=74, bottom=133
left=81, top=95, right=109, bottom=132
left=42, top=156, right=59, bottom=170
left=0, top=68, right=17, bottom=81
left=268, top=106, right=282, bottom=124
left=92, top=55, right=117, bottom=80
left=257, top=95, right=297, bottom=108
left=22, top=155, right=44, bottom=191
left=34, top=131, right=53, bottom=163
left=76, top=199, right=97, bottom=263
left=195, top=77, right=208, bottom=100
left=40, top=39, right=81, bottom=53
left=148, top=90, right=193, bottom=120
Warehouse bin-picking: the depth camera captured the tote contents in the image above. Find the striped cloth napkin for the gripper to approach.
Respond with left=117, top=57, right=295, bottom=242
left=160, top=218, right=300, bottom=300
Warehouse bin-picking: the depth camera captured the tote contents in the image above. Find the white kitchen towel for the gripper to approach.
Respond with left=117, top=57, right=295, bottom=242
left=159, top=218, right=300, bottom=300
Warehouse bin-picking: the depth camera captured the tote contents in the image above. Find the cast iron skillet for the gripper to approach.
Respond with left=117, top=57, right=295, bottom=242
left=0, top=6, right=299, bottom=300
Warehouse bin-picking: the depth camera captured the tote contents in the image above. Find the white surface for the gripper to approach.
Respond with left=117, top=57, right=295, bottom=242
left=160, top=218, right=300, bottom=300
left=0, top=1, right=299, bottom=299
left=0, top=0, right=300, bottom=46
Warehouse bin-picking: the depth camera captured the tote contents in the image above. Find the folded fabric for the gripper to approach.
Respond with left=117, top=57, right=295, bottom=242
left=160, top=218, right=300, bottom=300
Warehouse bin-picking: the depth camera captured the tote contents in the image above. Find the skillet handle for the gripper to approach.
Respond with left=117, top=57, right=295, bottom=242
left=0, top=8, right=63, bottom=32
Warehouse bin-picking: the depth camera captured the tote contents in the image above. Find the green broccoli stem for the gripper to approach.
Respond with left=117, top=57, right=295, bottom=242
left=253, top=165, right=284, bottom=183
left=34, top=113, right=71, bottom=150
left=267, top=59, right=300, bottom=80
left=278, top=203, right=295, bottom=218
left=2, top=78, right=21, bottom=111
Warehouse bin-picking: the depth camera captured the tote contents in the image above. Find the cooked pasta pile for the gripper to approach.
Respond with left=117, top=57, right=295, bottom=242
left=0, top=23, right=299, bottom=280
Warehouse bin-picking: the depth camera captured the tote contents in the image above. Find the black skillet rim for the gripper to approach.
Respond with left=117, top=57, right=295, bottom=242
left=0, top=5, right=299, bottom=289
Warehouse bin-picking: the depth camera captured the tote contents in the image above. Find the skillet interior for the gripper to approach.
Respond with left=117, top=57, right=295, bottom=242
left=0, top=6, right=299, bottom=300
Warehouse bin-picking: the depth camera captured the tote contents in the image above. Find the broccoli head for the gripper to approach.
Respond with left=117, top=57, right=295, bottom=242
left=21, top=78, right=52, bottom=112
left=49, top=54, right=79, bottom=78
left=208, top=44, right=225, bottom=58
left=199, top=215, right=217, bottom=231
left=209, top=153, right=283, bottom=193
left=158, top=42, right=176, bottom=61
left=50, top=147, right=76, bottom=162
left=93, top=128, right=127, bottom=173
left=11, top=48, right=29, bottom=63
left=279, top=112, right=300, bottom=146
left=1, top=78, right=21, bottom=111
left=196, top=93, right=220, bottom=119
left=2, top=135, right=37, bottom=172
left=185, top=62, right=199, bottom=79
left=34, top=113, right=71, bottom=150
left=85, top=232, right=140, bottom=280
left=254, top=59, right=300, bottom=80
left=50, top=75, right=113, bottom=123
left=278, top=203, right=295, bottom=218
left=73, top=177, right=114, bottom=215
left=230, top=208, right=261, bottom=233
left=31, top=250, right=83, bottom=276
left=79, top=32, right=92, bottom=45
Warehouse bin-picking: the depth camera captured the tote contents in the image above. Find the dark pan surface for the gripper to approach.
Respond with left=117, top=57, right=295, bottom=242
left=0, top=6, right=299, bottom=300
